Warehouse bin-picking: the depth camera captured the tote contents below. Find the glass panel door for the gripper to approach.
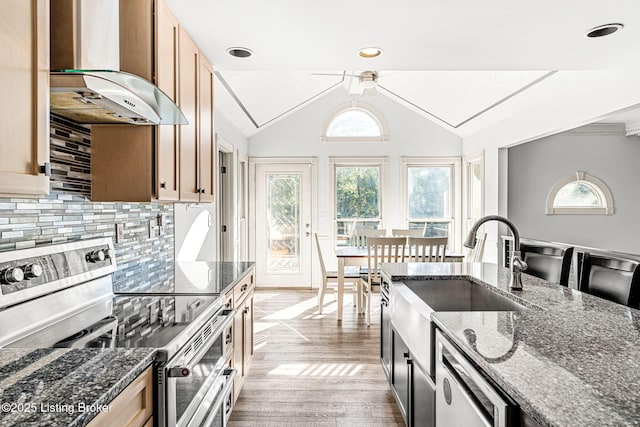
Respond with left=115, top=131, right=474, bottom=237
left=254, top=162, right=313, bottom=287
left=266, top=173, right=301, bottom=273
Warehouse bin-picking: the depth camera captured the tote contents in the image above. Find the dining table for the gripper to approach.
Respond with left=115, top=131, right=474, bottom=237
left=333, top=246, right=465, bottom=321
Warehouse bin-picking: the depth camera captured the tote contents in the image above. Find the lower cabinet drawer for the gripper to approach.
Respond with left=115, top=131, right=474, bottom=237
left=88, top=366, right=153, bottom=427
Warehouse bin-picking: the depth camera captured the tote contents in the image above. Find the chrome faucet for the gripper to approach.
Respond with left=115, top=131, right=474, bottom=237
left=464, top=215, right=527, bottom=291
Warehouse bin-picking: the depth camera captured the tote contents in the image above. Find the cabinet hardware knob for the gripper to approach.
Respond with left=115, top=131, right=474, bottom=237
left=160, top=182, right=167, bottom=188
left=39, top=163, right=51, bottom=177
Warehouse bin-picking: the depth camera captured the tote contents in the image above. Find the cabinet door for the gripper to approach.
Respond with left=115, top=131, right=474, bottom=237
left=198, top=56, right=215, bottom=202
left=243, top=293, right=254, bottom=370
left=410, top=359, right=435, bottom=427
left=232, top=307, right=244, bottom=403
left=178, top=28, right=200, bottom=202
left=155, top=0, right=180, bottom=201
left=392, top=330, right=410, bottom=421
left=0, top=0, right=49, bottom=196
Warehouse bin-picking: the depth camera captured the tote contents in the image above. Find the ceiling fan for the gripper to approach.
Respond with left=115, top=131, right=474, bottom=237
left=312, top=70, right=380, bottom=94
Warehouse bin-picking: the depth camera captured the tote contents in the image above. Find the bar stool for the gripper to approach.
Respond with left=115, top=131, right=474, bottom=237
left=520, top=243, right=574, bottom=287
left=578, top=252, right=640, bottom=308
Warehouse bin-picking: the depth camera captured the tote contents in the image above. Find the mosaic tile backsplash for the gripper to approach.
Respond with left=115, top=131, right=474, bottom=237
left=0, top=115, right=174, bottom=292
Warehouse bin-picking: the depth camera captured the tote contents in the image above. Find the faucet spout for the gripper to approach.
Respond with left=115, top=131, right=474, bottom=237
left=464, top=215, right=527, bottom=291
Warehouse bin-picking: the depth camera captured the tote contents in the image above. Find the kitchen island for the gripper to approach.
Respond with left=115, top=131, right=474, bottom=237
left=382, top=262, right=640, bottom=427
left=0, top=348, right=155, bottom=427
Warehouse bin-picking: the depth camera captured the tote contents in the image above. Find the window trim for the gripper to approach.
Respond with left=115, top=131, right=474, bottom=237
left=329, top=156, right=388, bottom=247
left=321, top=102, right=389, bottom=142
left=545, top=171, right=614, bottom=215
left=401, top=156, right=462, bottom=252
left=462, top=150, right=484, bottom=235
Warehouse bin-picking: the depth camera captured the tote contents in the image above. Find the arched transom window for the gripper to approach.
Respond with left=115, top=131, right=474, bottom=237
left=546, top=171, right=614, bottom=215
left=322, top=102, right=388, bottom=142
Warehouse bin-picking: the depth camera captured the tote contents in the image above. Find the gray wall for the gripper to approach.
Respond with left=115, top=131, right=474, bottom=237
left=508, top=124, right=640, bottom=254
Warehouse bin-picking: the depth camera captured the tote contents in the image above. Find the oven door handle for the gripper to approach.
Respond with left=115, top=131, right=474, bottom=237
left=201, top=368, right=237, bottom=427
left=167, top=309, right=236, bottom=378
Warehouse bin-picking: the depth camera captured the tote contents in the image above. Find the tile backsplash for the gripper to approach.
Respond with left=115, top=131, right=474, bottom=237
left=0, top=115, right=174, bottom=292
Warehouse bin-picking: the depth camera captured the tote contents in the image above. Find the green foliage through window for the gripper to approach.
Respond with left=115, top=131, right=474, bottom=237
left=336, top=167, right=380, bottom=219
left=407, top=166, right=451, bottom=219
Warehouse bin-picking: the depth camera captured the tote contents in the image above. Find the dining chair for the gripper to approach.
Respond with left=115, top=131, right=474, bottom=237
left=391, top=228, right=424, bottom=237
left=353, top=228, right=387, bottom=248
left=578, top=252, right=640, bottom=308
left=361, top=237, right=407, bottom=326
left=314, top=233, right=360, bottom=314
left=406, top=236, right=448, bottom=262
left=521, top=242, right=574, bottom=287
left=466, top=232, right=486, bottom=262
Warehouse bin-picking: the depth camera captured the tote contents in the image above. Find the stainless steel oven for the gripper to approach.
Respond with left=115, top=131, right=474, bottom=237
left=0, top=238, right=240, bottom=427
left=159, top=306, right=235, bottom=427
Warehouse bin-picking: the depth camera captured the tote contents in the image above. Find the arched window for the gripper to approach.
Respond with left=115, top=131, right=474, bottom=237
left=545, top=172, right=614, bottom=215
left=321, top=102, right=388, bottom=142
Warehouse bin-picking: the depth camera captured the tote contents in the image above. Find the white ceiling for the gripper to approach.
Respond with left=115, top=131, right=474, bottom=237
left=165, top=0, right=640, bottom=138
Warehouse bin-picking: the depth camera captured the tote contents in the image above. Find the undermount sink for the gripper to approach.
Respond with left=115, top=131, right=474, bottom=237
left=403, top=280, right=526, bottom=312
left=390, top=278, right=525, bottom=377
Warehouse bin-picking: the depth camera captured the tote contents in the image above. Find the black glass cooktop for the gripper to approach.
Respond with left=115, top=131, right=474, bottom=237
left=113, top=261, right=254, bottom=295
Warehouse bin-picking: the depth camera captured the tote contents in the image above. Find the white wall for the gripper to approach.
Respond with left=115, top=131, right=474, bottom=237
left=248, top=87, right=462, bottom=273
left=215, top=108, right=249, bottom=154
left=463, top=62, right=640, bottom=262
left=508, top=124, right=640, bottom=254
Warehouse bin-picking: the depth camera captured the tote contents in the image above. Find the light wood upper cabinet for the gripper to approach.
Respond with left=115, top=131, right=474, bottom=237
left=92, top=0, right=181, bottom=202
left=199, top=58, right=215, bottom=202
left=0, top=0, right=50, bottom=197
left=179, top=28, right=216, bottom=203
left=92, top=0, right=215, bottom=203
left=178, top=28, right=200, bottom=203
left=91, top=0, right=215, bottom=202
left=155, top=0, right=180, bottom=200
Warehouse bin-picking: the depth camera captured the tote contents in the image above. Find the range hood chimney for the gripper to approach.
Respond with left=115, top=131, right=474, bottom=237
left=50, top=0, right=187, bottom=125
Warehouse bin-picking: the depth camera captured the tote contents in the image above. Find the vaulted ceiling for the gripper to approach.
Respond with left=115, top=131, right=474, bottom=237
left=165, top=0, right=640, bottom=138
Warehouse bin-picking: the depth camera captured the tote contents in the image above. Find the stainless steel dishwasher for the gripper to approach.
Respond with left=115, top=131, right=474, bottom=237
left=435, top=330, right=518, bottom=427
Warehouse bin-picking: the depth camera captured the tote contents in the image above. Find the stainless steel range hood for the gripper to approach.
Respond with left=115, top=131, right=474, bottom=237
left=50, top=0, right=187, bottom=125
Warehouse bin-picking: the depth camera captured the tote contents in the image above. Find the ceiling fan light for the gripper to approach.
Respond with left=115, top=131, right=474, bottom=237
left=360, top=79, right=377, bottom=89
left=358, top=47, right=383, bottom=58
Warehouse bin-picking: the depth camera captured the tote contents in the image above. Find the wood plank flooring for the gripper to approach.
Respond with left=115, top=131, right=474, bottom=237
left=229, top=289, right=404, bottom=426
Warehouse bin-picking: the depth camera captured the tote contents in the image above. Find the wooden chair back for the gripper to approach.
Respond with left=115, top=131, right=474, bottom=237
left=365, top=237, right=407, bottom=284
left=353, top=228, right=386, bottom=247
left=313, top=232, right=328, bottom=278
left=467, top=232, right=486, bottom=262
left=391, top=228, right=424, bottom=237
left=406, top=237, right=448, bottom=262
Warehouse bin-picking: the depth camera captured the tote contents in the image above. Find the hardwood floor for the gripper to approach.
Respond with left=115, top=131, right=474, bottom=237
left=229, top=289, right=404, bottom=426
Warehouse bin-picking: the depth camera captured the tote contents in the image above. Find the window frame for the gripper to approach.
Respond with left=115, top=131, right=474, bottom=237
left=321, top=102, right=389, bottom=143
left=545, top=171, right=614, bottom=215
left=462, top=150, right=484, bottom=235
left=329, top=156, right=388, bottom=247
left=401, top=156, right=462, bottom=252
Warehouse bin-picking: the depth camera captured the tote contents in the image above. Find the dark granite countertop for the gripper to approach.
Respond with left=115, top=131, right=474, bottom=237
left=0, top=348, right=155, bottom=427
left=113, top=261, right=255, bottom=295
left=381, top=262, right=640, bottom=427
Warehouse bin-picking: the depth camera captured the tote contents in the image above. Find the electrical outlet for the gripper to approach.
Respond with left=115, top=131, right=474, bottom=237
left=157, top=214, right=166, bottom=236
left=115, top=223, right=124, bottom=243
left=148, top=219, right=157, bottom=239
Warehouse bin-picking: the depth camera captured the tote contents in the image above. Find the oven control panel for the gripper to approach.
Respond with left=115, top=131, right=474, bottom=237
left=0, top=244, right=114, bottom=295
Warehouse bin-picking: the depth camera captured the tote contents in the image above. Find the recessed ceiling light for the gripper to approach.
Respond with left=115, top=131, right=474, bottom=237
left=227, top=47, right=253, bottom=58
left=585, top=23, right=623, bottom=38
left=358, top=47, right=383, bottom=58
